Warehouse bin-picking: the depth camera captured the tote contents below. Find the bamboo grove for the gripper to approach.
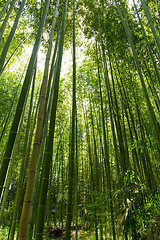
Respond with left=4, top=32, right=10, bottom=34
left=0, top=0, right=160, bottom=239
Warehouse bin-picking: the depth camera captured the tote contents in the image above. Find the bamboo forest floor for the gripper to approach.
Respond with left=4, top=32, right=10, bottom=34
left=0, top=226, right=96, bottom=240
left=45, top=227, right=95, bottom=239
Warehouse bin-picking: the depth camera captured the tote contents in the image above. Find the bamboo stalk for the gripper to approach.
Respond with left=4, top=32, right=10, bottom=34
left=0, top=0, right=26, bottom=74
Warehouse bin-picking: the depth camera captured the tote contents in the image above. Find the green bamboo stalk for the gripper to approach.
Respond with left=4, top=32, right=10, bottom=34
left=133, top=0, right=160, bottom=86
left=0, top=79, right=32, bottom=207
left=98, top=65, right=116, bottom=240
left=9, top=63, right=36, bottom=240
left=21, top=99, right=40, bottom=240
left=143, top=65, right=160, bottom=112
left=104, top=28, right=130, bottom=172
left=0, top=0, right=26, bottom=74
left=0, top=64, right=26, bottom=145
left=61, top=143, right=65, bottom=228
left=41, top=14, right=62, bottom=127
left=35, top=0, right=68, bottom=238
left=114, top=59, right=155, bottom=188
left=15, top=98, right=40, bottom=240
left=114, top=60, right=144, bottom=169
left=106, top=41, right=132, bottom=168
left=26, top=23, right=62, bottom=238
left=0, top=100, right=26, bottom=222
left=140, top=0, right=160, bottom=59
left=52, top=140, right=63, bottom=226
left=0, top=69, right=31, bottom=220
left=137, top=105, right=157, bottom=189
left=90, top=100, right=105, bottom=238
left=18, top=1, right=52, bottom=239
left=122, top=108, right=130, bottom=165
left=95, top=48, right=119, bottom=180
left=11, top=86, right=39, bottom=240
left=89, top=98, right=100, bottom=190
left=2, top=34, right=32, bottom=73
left=0, top=0, right=12, bottom=22
left=83, top=105, right=98, bottom=240
left=0, top=0, right=16, bottom=44
left=98, top=20, right=116, bottom=239
left=0, top=0, right=49, bottom=201
left=142, top=59, right=160, bottom=109
left=75, top=109, right=79, bottom=240
left=65, top=0, right=76, bottom=238
left=45, top=163, right=53, bottom=240
left=112, top=64, right=142, bottom=173
left=114, top=0, right=160, bottom=151
left=124, top=105, right=141, bottom=172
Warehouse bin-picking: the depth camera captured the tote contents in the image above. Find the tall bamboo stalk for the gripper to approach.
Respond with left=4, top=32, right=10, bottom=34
left=75, top=109, right=79, bottom=240
left=17, top=1, right=51, bottom=239
left=104, top=27, right=130, bottom=172
left=97, top=21, right=116, bottom=238
left=0, top=0, right=26, bottom=74
left=132, top=0, right=160, bottom=86
left=0, top=0, right=16, bottom=44
left=0, top=0, right=12, bottom=22
left=9, top=64, right=36, bottom=240
left=89, top=98, right=100, bottom=189
left=2, top=35, right=31, bottom=73
left=114, top=0, right=160, bottom=151
left=35, top=1, right=68, bottom=238
left=0, top=0, right=49, bottom=201
left=0, top=85, right=29, bottom=218
left=65, top=0, right=76, bottom=239
left=140, top=0, right=160, bottom=59
left=83, top=105, right=98, bottom=240
left=0, top=64, right=26, bottom=145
